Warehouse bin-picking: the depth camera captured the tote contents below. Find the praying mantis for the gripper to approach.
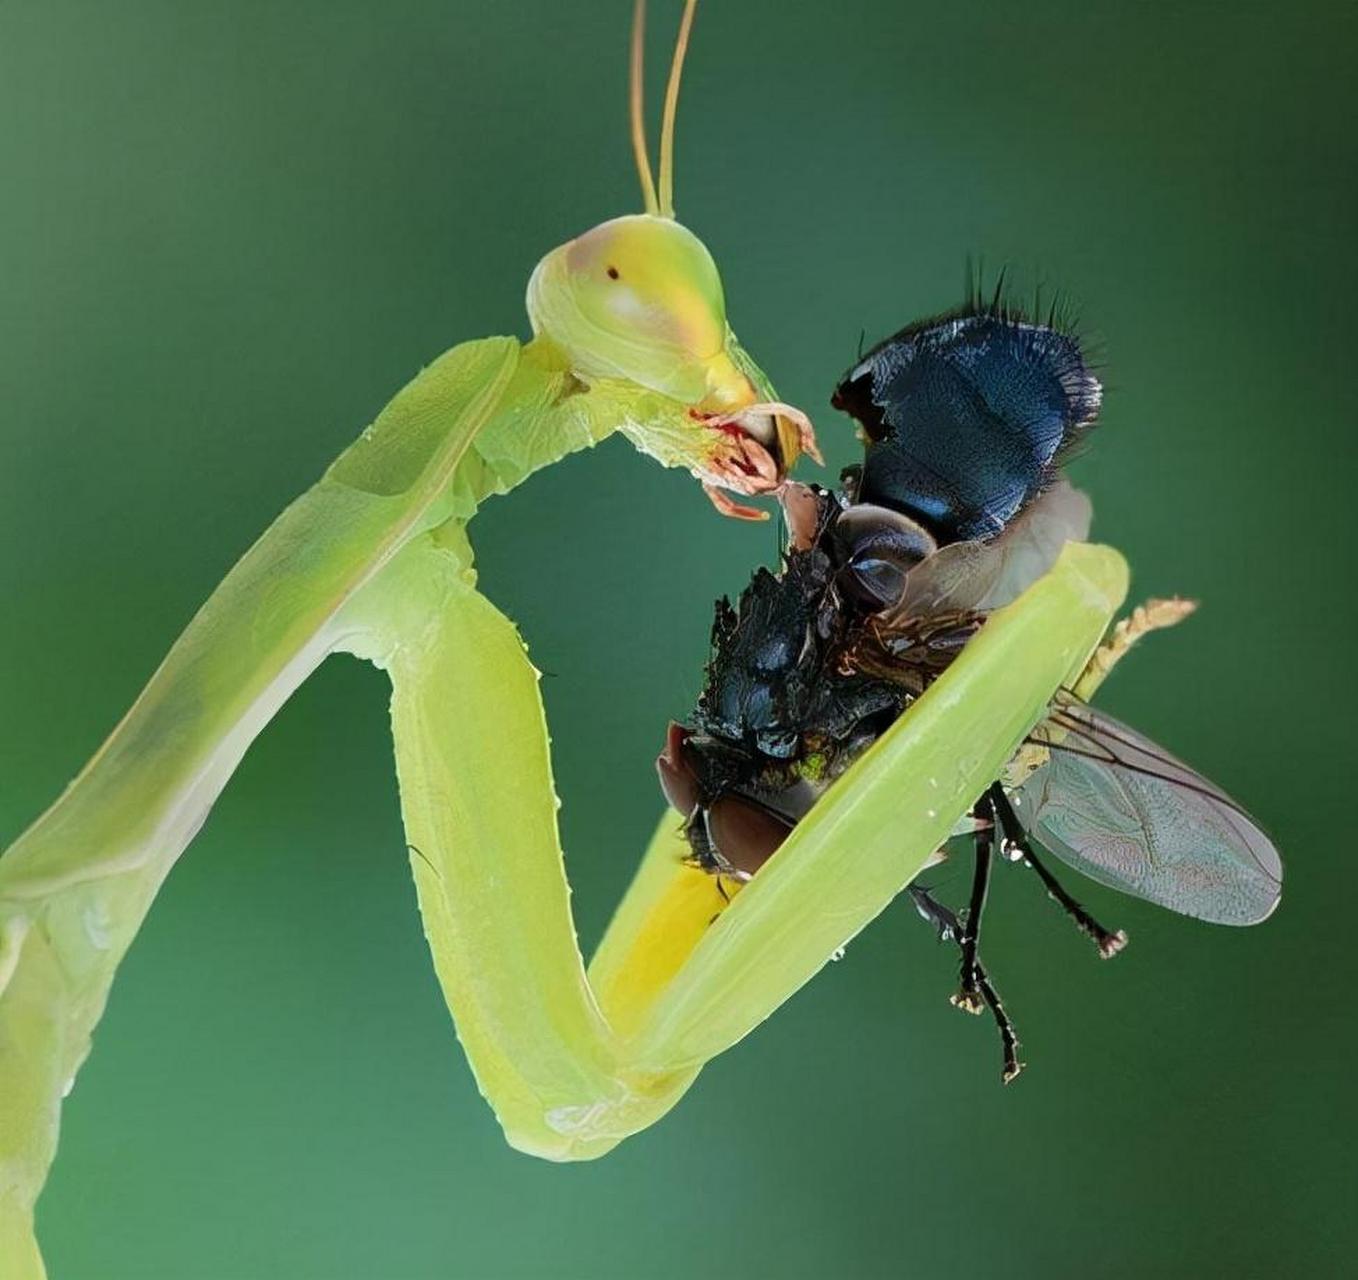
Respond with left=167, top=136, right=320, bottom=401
left=0, top=4, right=1134, bottom=1275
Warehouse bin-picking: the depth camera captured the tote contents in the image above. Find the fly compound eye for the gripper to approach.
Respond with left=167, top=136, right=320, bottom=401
left=705, top=796, right=793, bottom=880
left=841, top=556, right=908, bottom=611
left=831, top=504, right=938, bottom=612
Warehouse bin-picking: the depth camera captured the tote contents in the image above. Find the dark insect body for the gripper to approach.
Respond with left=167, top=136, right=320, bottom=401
left=657, top=297, right=1283, bottom=1082
left=833, top=309, right=1100, bottom=540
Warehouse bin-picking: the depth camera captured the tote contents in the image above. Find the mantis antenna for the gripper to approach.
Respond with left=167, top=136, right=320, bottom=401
left=658, top=0, right=698, bottom=217
left=630, top=0, right=698, bottom=218
left=629, top=1, right=659, bottom=214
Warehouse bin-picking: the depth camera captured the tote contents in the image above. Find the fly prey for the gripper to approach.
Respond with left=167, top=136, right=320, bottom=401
left=657, top=294, right=1283, bottom=1081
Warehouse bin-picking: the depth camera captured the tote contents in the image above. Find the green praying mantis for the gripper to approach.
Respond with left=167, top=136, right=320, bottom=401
left=0, top=4, right=1141, bottom=1274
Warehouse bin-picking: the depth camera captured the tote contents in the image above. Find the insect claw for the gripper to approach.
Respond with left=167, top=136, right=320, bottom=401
left=1002, top=1058, right=1026, bottom=1085
left=1098, top=929, right=1130, bottom=959
left=950, top=990, right=986, bottom=1016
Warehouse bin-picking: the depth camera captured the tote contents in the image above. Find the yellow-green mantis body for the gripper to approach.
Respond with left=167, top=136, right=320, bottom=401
left=0, top=4, right=1131, bottom=1275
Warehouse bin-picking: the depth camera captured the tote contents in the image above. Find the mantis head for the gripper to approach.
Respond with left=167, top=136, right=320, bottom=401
left=526, top=1, right=819, bottom=520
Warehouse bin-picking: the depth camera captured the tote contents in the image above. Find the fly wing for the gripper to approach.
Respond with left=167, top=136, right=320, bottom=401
left=846, top=483, right=1093, bottom=688
left=1015, top=693, right=1283, bottom=925
left=892, top=480, right=1092, bottom=619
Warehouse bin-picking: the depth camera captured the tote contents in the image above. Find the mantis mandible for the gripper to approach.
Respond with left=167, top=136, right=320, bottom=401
left=0, top=4, right=1130, bottom=1275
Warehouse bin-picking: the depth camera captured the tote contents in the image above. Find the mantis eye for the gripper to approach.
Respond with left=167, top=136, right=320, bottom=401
left=528, top=214, right=736, bottom=406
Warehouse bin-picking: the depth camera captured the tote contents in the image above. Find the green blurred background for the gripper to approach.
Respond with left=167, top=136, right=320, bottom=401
left=2, top=1, right=1354, bottom=1276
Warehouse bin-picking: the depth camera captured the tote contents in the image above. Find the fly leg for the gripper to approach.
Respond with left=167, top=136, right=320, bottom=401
left=988, top=783, right=1128, bottom=959
left=953, top=794, right=995, bottom=1013
left=908, top=883, right=1023, bottom=1083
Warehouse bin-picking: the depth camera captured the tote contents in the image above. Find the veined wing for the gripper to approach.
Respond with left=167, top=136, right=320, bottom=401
left=1014, top=692, right=1282, bottom=925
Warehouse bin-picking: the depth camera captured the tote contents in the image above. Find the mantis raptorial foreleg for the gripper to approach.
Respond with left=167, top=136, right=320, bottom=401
left=333, top=532, right=1129, bottom=1161
left=0, top=425, right=1127, bottom=1271
left=0, top=334, right=717, bottom=1264
left=342, top=535, right=696, bottom=1157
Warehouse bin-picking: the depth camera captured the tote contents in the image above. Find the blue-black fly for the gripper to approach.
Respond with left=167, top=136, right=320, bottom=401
left=657, top=294, right=1282, bottom=1082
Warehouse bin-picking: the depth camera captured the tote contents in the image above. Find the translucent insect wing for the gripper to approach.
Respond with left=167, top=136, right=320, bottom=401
left=1017, top=697, right=1283, bottom=925
left=882, top=480, right=1092, bottom=621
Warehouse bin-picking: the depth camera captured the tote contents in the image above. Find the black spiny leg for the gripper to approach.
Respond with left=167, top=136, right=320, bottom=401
left=908, top=884, right=1023, bottom=1083
left=988, top=783, right=1128, bottom=959
left=973, top=967, right=1022, bottom=1084
left=953, top=794, right=995, bottom=1014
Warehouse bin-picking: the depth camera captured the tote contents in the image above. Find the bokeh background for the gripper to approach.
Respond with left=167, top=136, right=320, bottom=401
left=3, top=1, right=1355, bottom=1276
